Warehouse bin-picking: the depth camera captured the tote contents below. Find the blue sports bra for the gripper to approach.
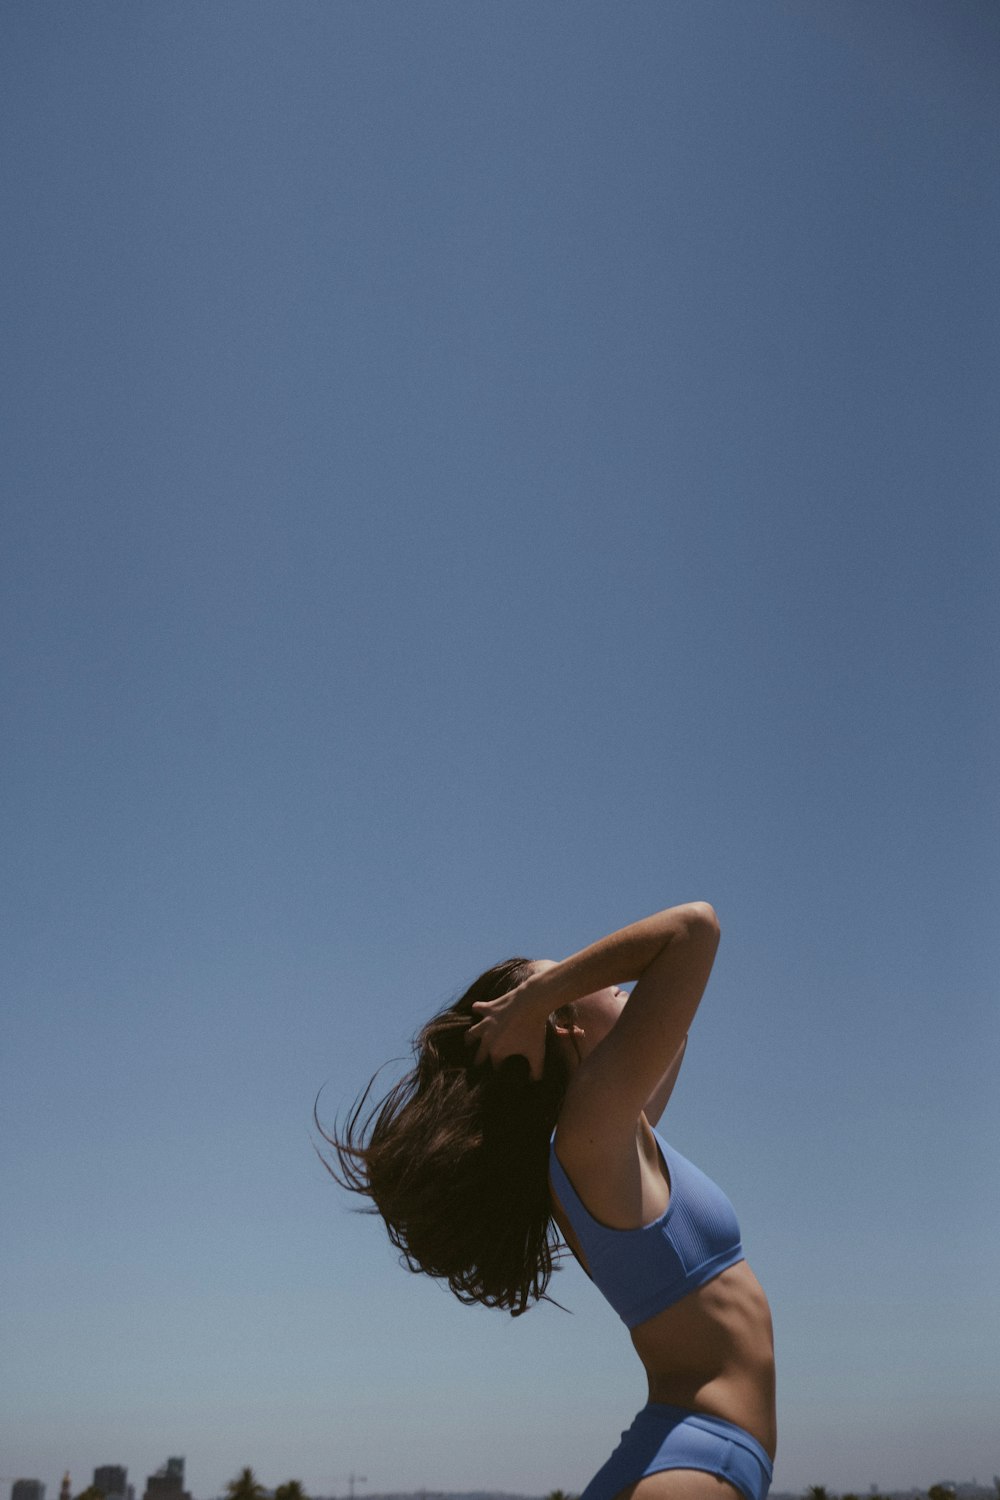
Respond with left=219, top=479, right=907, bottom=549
left=548, top=1125, right=745, bottom=1329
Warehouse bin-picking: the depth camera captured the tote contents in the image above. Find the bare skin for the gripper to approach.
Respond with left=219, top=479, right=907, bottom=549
left=550, top=1131, right=777, bottom=1460
left=467, top=904, right=777, bottom=1499
left=609, top=1475, right=749, bottom=1500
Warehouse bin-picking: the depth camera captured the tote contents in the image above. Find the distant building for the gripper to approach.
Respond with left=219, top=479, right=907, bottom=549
left=12, top=1481, right=45, bottom=1500
left=94, top=1470, right=127, bottom=1500
left=143, top=1461, right=189, bottom=1500
left=59, top=1475, right=72, bottom=1500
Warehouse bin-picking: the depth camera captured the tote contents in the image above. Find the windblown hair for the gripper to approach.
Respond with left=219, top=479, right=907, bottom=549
left=316, top=958, right=571, bottom=1316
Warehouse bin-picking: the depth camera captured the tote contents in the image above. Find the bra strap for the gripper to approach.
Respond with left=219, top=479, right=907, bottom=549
left=548, top=1130, right=601, bottom=1234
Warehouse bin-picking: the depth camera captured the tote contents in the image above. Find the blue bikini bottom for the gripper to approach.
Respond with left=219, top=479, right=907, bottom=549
left=579, top=1402, right=773, bottom=1500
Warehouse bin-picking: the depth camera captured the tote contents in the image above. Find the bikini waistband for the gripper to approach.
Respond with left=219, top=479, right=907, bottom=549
left=637, top=1402, right=774, bottom=1476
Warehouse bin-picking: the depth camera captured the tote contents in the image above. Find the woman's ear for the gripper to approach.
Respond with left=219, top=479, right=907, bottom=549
left=551, top=1004, right=585, bottom=1039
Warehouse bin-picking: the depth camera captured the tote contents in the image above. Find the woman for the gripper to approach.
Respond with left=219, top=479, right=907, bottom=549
left=322, top=903, right=776, bottom=1500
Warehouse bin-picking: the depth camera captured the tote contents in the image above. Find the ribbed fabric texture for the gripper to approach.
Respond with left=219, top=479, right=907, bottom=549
left=549, top=1126, right=745, bottom=1329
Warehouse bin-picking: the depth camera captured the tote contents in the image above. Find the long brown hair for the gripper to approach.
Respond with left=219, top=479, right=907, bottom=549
left=316, top=958, right=571, bottom=1316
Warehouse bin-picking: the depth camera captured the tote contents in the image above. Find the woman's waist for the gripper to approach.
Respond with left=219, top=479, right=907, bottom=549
left=630, top=1263, right=777, bottom=1457
left=630, top=1264, right=775, bottom=1390
left=637, top=1340, right=776, bottom=1417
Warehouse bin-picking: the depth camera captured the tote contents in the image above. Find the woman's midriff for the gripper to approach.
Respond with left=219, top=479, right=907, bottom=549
left=631, top=1259, right=777, bottom=1461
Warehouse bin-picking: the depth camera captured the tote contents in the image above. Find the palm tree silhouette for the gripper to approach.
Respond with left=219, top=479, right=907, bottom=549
left=226, top=1470, right=267, bottom=1500
left=275, top=1484, right=309, bottom=1500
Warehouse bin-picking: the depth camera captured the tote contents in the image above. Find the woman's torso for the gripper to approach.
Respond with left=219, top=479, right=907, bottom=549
left=548, top=1116, right=777, bottom=1461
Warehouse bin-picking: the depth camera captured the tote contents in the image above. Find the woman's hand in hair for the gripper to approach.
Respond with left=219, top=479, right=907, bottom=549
left=466, top=962, right=557, bottom=1082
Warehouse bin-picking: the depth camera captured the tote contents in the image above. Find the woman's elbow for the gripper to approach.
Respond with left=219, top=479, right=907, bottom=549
left=687, top=901, right=721, bottom=936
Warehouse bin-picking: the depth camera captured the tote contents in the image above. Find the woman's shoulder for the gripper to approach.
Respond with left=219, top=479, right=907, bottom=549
left=553, top=1068, right=649, bottom=1156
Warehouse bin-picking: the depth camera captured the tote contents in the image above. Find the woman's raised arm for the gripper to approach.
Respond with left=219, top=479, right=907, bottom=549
left=562, top=902, right=720, bottom=1135
left=466, top=902, right=719, bottom=1105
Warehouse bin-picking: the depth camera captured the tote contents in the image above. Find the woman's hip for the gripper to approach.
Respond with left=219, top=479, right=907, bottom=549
left=579, top=1402, right=773, bottom=1500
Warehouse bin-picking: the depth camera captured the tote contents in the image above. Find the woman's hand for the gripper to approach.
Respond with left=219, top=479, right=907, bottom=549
left=466, top=963, right=557, bottom=1082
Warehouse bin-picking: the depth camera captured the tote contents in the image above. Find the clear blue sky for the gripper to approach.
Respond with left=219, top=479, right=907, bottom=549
left=2, top=3, right=997, bottom=1497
